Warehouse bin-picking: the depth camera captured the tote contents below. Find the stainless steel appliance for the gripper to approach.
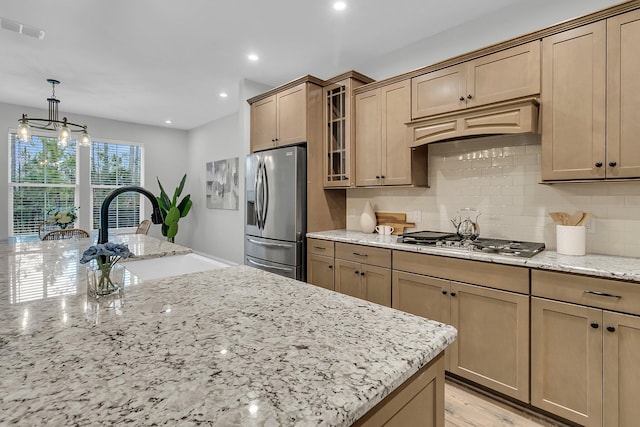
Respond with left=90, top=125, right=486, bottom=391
left=245, top=145, right=306, bottom=280
left=398, top=231, right=545, bottom=258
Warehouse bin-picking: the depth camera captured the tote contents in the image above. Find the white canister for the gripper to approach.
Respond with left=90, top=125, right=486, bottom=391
left=556, top=225, right=586, bottom=256
left=360, top=201, right=376, bottom=233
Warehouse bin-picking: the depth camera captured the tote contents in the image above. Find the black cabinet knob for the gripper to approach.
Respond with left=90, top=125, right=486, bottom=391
left=271, top=138, right=276, bottom=142
left=442, top=289, right=448, bottom=295
left=467, top=94, right=473, bottom=99
left=450, top=292, right=457, bottom=297
left=375, top=175, right=380, bottom=179
left=591, top=322, right=599, bottom=329
left=595, top=162, right=603, bottom=168
left=360, top=272, right=365, bottom=276
left=607, top=326, right=616, bottom=332
left=354, top=270, right=359, bottom=275
left=609, top=161, right=617, bottom=167
left=380, top=175, right=385, bottom=179
left=328, top=265, right=333, bottom=269
left=459, top=96, right=465, bottom=101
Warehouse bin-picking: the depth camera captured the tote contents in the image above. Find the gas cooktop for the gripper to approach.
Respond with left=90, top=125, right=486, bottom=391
left=397, top=231, right=545, bottom=258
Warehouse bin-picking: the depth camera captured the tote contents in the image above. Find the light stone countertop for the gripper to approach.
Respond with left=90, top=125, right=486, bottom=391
left=0, top=236, right=456, bottom=426
left=307, top=230, right=640, bottom=283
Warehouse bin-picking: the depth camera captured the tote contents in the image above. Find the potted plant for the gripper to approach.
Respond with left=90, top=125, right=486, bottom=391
left=156, top=174, right=192, bottom=243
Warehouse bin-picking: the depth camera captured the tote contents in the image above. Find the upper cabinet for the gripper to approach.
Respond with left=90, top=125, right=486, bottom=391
left=355, top=80, right=428, bottom=187
left=323, top=73, right=373, bottom=188
left=250, top=82, right=309, bottom=153
left=411, top=41, right=541, bottom=120
left=541, top=10, right=640, bottom=181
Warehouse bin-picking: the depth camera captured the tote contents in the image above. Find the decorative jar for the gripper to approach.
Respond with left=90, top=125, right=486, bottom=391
left=86, top=263, right=125, bottom=297
left=360, top=200, right=376, bottom=233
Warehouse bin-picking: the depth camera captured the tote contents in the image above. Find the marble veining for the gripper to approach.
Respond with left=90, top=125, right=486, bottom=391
left=308, top=230, right=640, bottom=283
left=0, top=238, right=456, bottom=426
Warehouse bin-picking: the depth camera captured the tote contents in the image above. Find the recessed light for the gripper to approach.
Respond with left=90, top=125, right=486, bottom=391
left=164, top=120, right=172, bottom=124
left=248, top=53, right=259, bottom=61
left=333, top=1, right=347, bottom=11
left=219, top=92, right=228, bottom=98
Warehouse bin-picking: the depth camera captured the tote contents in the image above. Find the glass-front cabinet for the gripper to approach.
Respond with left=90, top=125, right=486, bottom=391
left=323, top=73, right=373, bottom=188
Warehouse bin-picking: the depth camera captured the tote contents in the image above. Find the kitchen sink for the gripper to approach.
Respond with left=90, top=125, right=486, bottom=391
left=123, top=253, right=231, bottom=281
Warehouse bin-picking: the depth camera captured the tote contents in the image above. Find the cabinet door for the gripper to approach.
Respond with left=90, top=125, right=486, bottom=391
left=381, top=80, right=412, bottom=186
left=324, top=81, right=351, bottom=187
left=411, top=64, right=466, bottom=119
left=355, top=90, right=382, bottom=186
left=541, top=21, right=606, bottom=181
left=307, top=253, right=334, bottom=291
left=449, top=282, right=529, bottom=402
left=277, top=83, right=307, bottom=146
left=392, top=271, right=450, bottom=324
left=603, top=311, right=640, bottom=427
left=531, top=297, right=603, bottom=427
left=335, top=259, right=362, bottom=299
left=361, top=265, right=391, bottom=307
left=250, top=95, right=277, bottom=152
left=466, top=41, right=540, bottom=108
left=607, top=10, right=640, bottom=179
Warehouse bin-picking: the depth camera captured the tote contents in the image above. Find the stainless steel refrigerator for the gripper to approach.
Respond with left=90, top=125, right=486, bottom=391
left=245, top=145, right=306, bottom=280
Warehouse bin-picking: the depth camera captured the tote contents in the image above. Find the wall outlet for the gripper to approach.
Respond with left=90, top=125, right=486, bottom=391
left=407, top=211, right=422, bottom=223
left=585, top=217, right=595, bottom=234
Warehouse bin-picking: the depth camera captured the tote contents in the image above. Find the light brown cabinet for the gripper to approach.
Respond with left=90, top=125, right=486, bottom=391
left=531, top=270, right=640, bottom=427
left=250, top=82, right=308, bottom=152
left=323, top=74, right=373, bottom=188
left=334, top=242, right=391, bottom=306
left=306, top=238, right=335, bottom=290
left=355, top=80, right=428, bottom=187
left=542, top=10, right=640, bottom=181
left=392, top=268, right=529, bottom=402
left=411, top=41, right=540, bottom=120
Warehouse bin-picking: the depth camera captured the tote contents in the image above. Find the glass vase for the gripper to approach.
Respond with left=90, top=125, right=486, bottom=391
left=87, top=263, right=124, bottom=297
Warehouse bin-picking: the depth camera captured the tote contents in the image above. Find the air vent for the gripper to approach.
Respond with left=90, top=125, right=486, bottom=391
left=0, top=17, right=45, bottom=39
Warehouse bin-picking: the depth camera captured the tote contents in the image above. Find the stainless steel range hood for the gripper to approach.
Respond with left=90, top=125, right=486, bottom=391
left=407, top=97, right=539, bottom=147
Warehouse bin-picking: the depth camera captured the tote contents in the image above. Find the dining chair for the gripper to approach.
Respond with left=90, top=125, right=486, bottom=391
left=135, top=219, right=152, bottom=235
left=41, top=228, right=91, bottom=241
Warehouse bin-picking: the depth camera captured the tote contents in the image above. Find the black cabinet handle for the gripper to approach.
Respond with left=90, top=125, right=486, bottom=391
left=442, top=289, right=448, bottom=295
left=467, top=94, right=473, bottom=99
left=328, top=265, right=333, bottom=269
left=609, top=161, right=617, bottom=167
left=584, top=290, right=622, bottom=299
left=313, top=246, right=326, bottom=251
left=360, top=272, right=365, bottom=276
left=606, top=326, right=616, bottom=332
left=591, top=322, right=599, bottom=329
left=353, top=252, right=368, bottom=257
left=375, top=175, right=380, bottom=179
left=380, top=175, right=385, bottom=179
left=354, top=270, right=359, bottom=275
left=271, top=138, right=276, bottom=142
left=595, top=162, right=603, bottom=168
left=459, top=96, right=465, bottom=101
left=450, top=292, right=457, bottom=297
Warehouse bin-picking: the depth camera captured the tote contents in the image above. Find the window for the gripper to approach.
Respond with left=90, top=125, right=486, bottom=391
left=8, top=133, right=77, bottom=235
left=90, top=140, right=143, bottom=230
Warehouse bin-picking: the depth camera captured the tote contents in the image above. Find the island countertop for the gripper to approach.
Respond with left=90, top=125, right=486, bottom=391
left=0, top=238, right=456, bottom=426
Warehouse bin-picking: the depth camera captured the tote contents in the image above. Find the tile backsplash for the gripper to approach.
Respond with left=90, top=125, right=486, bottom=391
left=346, top=134, right=640, bottom=257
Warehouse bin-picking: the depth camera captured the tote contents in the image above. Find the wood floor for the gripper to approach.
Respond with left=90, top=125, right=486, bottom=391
left=445, top=382, right=551, bottom=427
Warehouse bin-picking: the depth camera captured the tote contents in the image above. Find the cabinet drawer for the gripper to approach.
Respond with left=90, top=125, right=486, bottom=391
left=335, top=242, right=391, bottom=268
left=532, top=270, right=640, bottom=316
left=393, top=251, right=528, bottom=294
left=307, top=238, right=335, bottom=257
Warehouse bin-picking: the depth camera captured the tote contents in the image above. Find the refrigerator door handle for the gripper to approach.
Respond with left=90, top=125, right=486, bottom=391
left=247, top=258, right=294, bottom=272
left=255, top=159, right=264, bottom=229
left=261, top=159, right=269, bottom=227
left=247, top=237, right=294, bottom=249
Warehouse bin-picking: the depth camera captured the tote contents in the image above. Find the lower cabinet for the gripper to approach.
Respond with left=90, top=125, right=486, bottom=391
left=306, top=238, right=335, bottom=290
left=392, top=270, right=529, bottom=402
left=334, top=242, right=392, bottom=307
left=531, top=269, right=640, bottom=427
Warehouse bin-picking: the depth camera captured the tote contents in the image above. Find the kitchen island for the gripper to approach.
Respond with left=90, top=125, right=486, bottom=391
left=0, top=236, right=456, bottom=426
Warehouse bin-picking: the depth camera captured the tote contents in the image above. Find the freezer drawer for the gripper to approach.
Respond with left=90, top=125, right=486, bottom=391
left=245, top=255, right=301, bottom=280
left=245, top=235, right=302, bottom=266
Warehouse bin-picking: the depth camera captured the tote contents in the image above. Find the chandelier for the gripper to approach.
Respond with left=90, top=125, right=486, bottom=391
left=17, top=79, right=91, bottom=147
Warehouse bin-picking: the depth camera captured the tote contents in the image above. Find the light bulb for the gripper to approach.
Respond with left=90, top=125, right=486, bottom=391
left=58, top=124, right=71, bottom=148
left=79, top=129, right=91, bottom=147
left=17, top=119, right=31, bottom=142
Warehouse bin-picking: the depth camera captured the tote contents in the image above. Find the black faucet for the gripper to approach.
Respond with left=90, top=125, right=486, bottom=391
left=98, top=186, right=164, bottom=244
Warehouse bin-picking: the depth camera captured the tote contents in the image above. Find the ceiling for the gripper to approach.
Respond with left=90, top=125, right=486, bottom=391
left=0, top=0, right=574, bottom=130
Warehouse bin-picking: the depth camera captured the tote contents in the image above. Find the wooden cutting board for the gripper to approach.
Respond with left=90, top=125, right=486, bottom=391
left=375, top=212, right=415, bottom=235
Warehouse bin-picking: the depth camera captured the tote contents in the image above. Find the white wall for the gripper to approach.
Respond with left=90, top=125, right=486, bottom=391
left=184, top=79, right=271, bottom=264
left=1, top=102, right=188, bottom=241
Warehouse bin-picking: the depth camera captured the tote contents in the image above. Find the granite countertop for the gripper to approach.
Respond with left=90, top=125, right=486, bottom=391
left=0, top=238, right=456, bottom=425
left=307, top=230, right=640, bottom=283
